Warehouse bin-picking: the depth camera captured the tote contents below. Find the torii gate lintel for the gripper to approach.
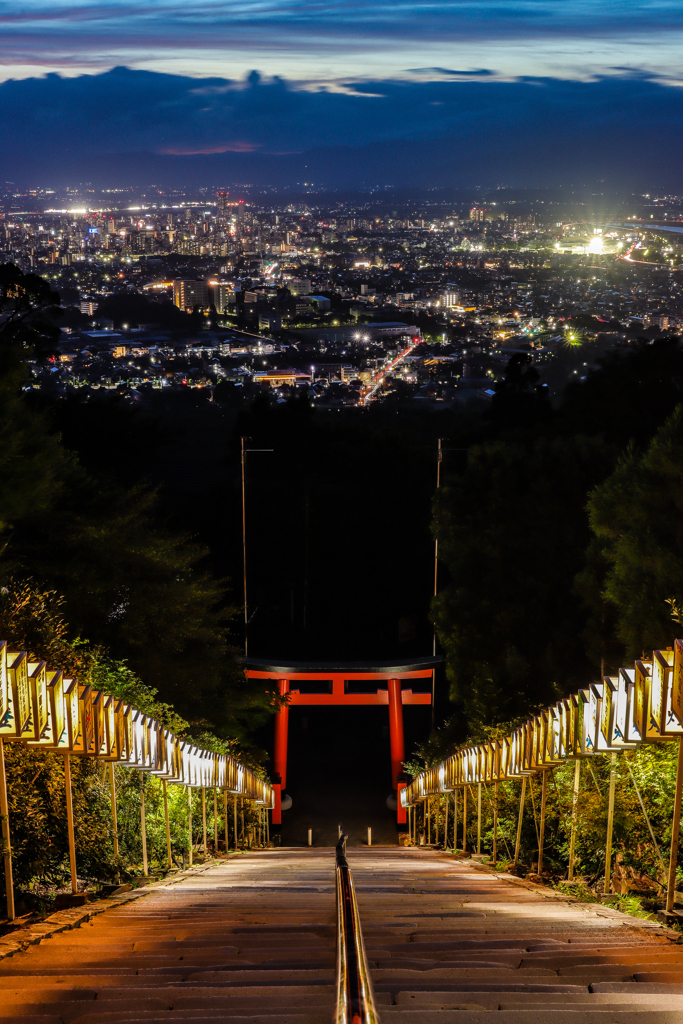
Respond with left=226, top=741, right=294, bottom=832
left=242, top=657, right=440, bottom=827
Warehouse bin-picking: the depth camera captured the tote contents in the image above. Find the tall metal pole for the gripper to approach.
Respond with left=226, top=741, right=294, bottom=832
left=568, top=759, right=581, bottom=882
left=163, top=780, right=172, bottom=868
left=109, top=763, right=119, bottom=859
left=514, top=777, right=526, bottom=869
left=0, top=738, right=15, bottom=920
left=140, top=772, right=148, bottom=877
left=604, top=753, right=618, bottom=895
left=667, top=735, right=683, bottom=912
left=431, top=438, right=442, bottom=731
left=241, top=436, right=248, bottom=657
left=64, top=754, right=78, bottom=893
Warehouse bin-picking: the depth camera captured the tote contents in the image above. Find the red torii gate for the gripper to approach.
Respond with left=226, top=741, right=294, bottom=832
left=242, top=657, right=439, bottom=826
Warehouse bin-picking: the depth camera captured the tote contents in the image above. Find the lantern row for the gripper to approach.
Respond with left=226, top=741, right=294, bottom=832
left=0, top=642, right=272, bottom=805
left=403, top=641, right=683, bottom=806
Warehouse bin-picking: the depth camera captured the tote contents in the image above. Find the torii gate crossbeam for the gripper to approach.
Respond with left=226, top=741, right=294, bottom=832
left=242, top=657, right=439, bottom=828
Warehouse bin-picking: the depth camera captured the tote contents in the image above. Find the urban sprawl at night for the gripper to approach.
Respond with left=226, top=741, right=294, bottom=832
left=4, top=186, right=682, bottom=408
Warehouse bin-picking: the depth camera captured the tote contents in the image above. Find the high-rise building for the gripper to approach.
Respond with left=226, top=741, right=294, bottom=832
left=173, top=278, right=209, bottom=312
left=213, top=283, right=237, bottom=313
left=216, top=190, right=229, bottom=213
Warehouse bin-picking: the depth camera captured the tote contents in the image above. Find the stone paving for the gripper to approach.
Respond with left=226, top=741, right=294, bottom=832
left=2, top=848, right=683, bottom=1022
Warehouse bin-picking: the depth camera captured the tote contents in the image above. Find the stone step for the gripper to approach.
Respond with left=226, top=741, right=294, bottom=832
left=379, top=1013, right=683, bottom=1023
left=0, top=1017, right=62, bottom=1024
left=69, top=1015, right=331, bottom=1024
left=394, top=991, right=683, bottom=1007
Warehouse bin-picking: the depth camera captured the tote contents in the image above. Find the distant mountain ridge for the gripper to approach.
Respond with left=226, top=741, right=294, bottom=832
left=1, top=67, right=681, bottom=188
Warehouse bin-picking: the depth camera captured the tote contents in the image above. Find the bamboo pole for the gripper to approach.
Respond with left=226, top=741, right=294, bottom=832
left=444, top=791, right=449, bottom=849
left=513, top=777, right=526, bottom=869
left=201, top=788, right=207, bottom=855
left=604, top=752, right=618, bottom=895
left=140, top=772, right=148, bottom=877
left=426, top=797, right=431, bottom=845
left=213, top=788, right=218, bottom=853
left=626, top=761, right=666, bottom=877
left=188, top=786, right=193, bottom=867
left=492, top=782, right=498, bottom=865
left=163, top=780, right=172, bottom=868
left=64, top=753, right=78, bottom=893
left=0, top=738, right=15, bottom=920
left=529, top=774, right=541, bottom=847
left=109, top=763, right=119, bottom=859
left=266, top=803, right=270, bottom=846
left=462, top=786, right=468, bottom=854
left=224, top=791, right=229, bottom=854
left=435, top=796, right=439, bottom=845
left=537, top=770, right=548, bottom=877
left=666, top=735, right=683, bottom=913
left=233, top=794, right=238, bottom=850
left=568, top=759, right=581, bottom=882
left=454, top=788, right=458, bottom=851
left=477, top=782, right=482, bottom=854
left=240, top=798, right=245, bottom=846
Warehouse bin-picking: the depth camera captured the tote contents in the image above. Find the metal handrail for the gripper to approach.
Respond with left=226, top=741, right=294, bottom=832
left=334, top=831, right=380, bottom=1024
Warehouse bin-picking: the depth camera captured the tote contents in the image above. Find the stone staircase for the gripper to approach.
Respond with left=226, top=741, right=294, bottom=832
left=3, top=847, right=683, bottom=1022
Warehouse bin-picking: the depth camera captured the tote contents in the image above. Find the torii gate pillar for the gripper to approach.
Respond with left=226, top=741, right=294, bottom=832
left=244, top=657, right=439, bottom=829
left=388, top=677, right=407, bottom=824
left=272, top=679, right=290, bottom=825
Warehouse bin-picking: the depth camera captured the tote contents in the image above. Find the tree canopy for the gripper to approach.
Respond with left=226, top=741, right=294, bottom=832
left=587, top=404, right=683, bottom=658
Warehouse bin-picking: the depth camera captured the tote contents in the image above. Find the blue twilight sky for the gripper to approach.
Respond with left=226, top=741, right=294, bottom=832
left=2, top=0, right=683, bottom=185
left=2, top=0, right=683, bottom=84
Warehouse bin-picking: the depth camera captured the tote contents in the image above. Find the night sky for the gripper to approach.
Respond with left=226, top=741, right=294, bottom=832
left=2, top=1, right=683, bottom=187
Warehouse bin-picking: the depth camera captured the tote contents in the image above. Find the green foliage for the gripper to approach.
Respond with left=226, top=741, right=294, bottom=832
left=588, top=404, right=683, bottom=657
left=11, top=480, right=250, bottom=733
left=3, top=744, right=118, bottom=888
left=432, top=435, right=615, bottom=733
left=0, top=578, right=267, bottom=903
left=420, top=743, right=681, bottom=897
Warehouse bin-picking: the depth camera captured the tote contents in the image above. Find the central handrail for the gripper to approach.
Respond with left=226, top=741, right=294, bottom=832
left=334, top=831, right=380, bottom=1024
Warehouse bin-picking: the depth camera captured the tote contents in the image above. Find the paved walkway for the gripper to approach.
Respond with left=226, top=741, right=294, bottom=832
left=2, top=849, right=683, bottom=1022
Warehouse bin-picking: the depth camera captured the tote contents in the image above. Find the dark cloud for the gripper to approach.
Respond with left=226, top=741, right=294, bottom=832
left=2, top=67, right=683, bottom=188
left=406, top=68, right=495, bottom=77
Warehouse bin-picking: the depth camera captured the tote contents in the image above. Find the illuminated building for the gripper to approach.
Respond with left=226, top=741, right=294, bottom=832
left=173, top=278, right=209, bottom=312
